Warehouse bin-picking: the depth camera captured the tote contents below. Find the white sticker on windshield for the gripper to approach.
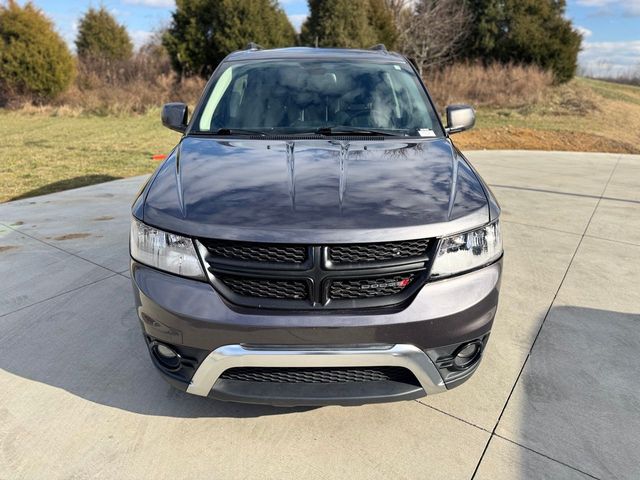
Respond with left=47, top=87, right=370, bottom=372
left=418, top=129, right=436, bottom=137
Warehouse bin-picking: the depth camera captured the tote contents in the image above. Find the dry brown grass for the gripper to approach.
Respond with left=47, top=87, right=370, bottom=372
left=454, top=127, right=638, bottom=154
left=10, top=60, right=553, bottom=116
left=425, top=62, right=554, bottom=108
left=57, top=52, right=206, bottom=115
left=453, top=77, right=640, bottom=154
left=55, top=74, right=205, bottom=116
left=517, top=79, right=600, bottom=116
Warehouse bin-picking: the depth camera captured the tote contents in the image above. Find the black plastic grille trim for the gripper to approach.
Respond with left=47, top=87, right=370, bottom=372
left=200, top=237, right=434, bottom=310
left=201, top=239, right=307, bottom=264
left=219, top=366, right=420, bottom=385
left=219, top=275, right=309, bottom=300
left=329, top=273, right=416, bottom=300
left=329, top=239, right=430, bottom=264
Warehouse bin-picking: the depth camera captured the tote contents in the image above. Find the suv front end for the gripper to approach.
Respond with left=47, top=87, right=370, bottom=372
left=129, top=47, right=502, bottom=406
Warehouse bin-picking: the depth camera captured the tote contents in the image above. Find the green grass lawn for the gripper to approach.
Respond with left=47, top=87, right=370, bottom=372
left=0, top=109, right=178, bottom=202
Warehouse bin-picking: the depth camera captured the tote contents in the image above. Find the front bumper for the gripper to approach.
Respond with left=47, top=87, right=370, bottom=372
left=131, top=259, right=501, bottom=405
left=189, top=344, right=445, bottom=405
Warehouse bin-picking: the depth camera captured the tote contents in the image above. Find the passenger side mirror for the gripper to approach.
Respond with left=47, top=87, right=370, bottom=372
left=161, top=103, right=189, bottom=133
left=445, top=104, right=475, bottom=134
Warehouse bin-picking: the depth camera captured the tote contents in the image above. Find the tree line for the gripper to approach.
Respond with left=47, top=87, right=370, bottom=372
left=165, top=0, right=580, bottom=83
left=0, top=0, right=582, bottom=104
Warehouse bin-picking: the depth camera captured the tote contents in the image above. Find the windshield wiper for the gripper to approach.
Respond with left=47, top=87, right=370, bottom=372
left=315, top=126, right=404, bottom=137
left=193, top=127, right=405, bottom=138
left=207, top=128, right=267, bottom=136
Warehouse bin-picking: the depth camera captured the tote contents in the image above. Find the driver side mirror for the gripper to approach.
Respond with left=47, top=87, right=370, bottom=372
left=161, top=102, right=189, bottom=133
left=445, top=104, right=475, bottom=134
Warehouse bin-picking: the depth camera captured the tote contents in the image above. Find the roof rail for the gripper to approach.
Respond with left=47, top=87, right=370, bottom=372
left=245, top=42, right=263, bottom=51
left=369, top=44, right=387, bottom=53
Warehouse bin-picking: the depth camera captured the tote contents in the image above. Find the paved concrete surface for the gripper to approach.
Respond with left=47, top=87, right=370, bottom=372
left=1, top=150, right=638, bottom=479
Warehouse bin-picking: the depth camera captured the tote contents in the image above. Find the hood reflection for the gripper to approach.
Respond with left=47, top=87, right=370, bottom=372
left=143, top=137, right=488, bottom=238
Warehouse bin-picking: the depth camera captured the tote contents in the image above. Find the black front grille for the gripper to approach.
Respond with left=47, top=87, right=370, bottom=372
left=219, top=275, right=309, bottom=300
left=201, top=239, right=307, bottom=264
left=329, top=239, right=429, bottom=264
left=219, top=366, right=419, bottom=385
left=200, top=238, right=433, bottom=310
left=329, top=274, right=416, bottom=299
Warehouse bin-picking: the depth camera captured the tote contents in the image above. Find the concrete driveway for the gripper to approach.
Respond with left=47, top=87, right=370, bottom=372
left=1, top=151, right=638, bottom=479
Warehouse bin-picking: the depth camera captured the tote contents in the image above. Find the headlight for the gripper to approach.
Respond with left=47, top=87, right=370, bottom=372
left=431, top=220, right=502, bottom=278
left=130, top=218, right=205, bottom=279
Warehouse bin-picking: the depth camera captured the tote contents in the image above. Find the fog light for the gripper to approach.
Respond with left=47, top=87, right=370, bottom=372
left=156, top=344, right=177, bottom=359
left=453, top=341, right=481, bottom=369
left=150, top=342, right=181, bottom=371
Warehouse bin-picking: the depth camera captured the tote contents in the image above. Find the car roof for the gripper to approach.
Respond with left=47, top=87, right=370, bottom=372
left=224, top=47, right=407, bottom=63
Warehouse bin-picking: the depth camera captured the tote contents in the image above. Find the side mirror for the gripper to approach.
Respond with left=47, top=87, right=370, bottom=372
left=161, top=102, right=188, bottom=133
left=445, top=104, right=475, bottom=134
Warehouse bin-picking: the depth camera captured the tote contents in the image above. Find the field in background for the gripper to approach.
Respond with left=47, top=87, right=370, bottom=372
left=454, top=77, right=640, bottom=154
left=1, top=75, right=639, bottom=203
left=0, top=111, right=177, bottom=203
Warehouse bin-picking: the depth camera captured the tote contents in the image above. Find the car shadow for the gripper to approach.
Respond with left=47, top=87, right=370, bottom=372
left=9, top=175, right=121, bottom=201
left=512, top=305, right=640, bottom=478
left=0, top=294, right=318, bottom=419
left=0, top=238, right=318, bottom=418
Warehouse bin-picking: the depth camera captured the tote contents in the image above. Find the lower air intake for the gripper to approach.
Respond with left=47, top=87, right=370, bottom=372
left=219, top=366, right=420, bottom=385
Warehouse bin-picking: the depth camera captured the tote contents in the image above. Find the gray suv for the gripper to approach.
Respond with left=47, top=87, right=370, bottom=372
left=130, top=46, right=502, bottom=406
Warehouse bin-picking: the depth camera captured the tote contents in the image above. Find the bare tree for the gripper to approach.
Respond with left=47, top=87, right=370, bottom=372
left=384, top=0, right=410, bottom=24
left=397, top=0, right=471, bottom=76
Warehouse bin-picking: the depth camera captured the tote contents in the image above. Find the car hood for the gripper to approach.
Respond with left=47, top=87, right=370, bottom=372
left=141, top=137, right=490, bottom=242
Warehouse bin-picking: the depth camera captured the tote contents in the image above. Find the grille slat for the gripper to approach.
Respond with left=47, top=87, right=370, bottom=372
left=329, top=239, right=429, bottom=264
left=219, top=275, right=309, bottom=300
left=329, top=274, right=416, bottom=300
left=220, top=366, right=419, bottom=385
left=201, top=240, right=307, bottom=264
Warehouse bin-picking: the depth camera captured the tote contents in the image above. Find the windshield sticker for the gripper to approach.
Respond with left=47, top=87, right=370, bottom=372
left=418, top=129, right=436, bottom=137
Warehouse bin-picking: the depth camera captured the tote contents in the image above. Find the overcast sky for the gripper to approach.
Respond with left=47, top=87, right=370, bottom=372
left=29, top=0, right=640, bottom=77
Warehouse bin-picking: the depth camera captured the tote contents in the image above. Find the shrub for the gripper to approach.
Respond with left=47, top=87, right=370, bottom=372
left=0, top=1, right=75, bottom=103
left=297, top=0, right=398, bottom=49
left=301, top=0, right=376, bottom=48
left=464, top=0, right=581, bottom=83
left=164, top=0, right=296, bottom=77
left=367, top=0, right=397, bottom=49
left=75, top=7, right=133, bottom=62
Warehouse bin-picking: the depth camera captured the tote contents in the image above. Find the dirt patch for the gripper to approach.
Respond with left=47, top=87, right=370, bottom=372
left=52, top=233, right=91, bottom=241
left=0, top=245, right=18, bottom=253
left=455, top=127, right=639, bottom=154
left=93, top=216, right=114, bottom=221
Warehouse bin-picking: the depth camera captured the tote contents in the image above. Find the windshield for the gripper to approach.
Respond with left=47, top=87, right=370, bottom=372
left=193, top=59, right=443, bottom=137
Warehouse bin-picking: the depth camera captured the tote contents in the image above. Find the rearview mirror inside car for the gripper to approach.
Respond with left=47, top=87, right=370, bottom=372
left=445, top=104, right=475, bottom=134
left=161, top=103, right=189, bottom=133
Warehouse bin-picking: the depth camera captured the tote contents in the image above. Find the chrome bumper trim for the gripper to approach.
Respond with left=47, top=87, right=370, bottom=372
left=186, top=344, right=447, bottom=397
